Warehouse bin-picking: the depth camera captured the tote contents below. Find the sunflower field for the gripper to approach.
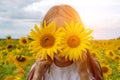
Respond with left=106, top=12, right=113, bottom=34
left=0, top=35, right=120, bottom=80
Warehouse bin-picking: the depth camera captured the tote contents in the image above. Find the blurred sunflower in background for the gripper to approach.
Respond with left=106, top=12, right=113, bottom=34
left=13, top=67, right=25, bottom=77
left=90, top=50, right=101, bottom=61
left=116, top=45, right=120, bottom=53
left=19, top=37, right=28, bottom=46
left=100, top=59, right=109, bottom=65
left=105, top=50, right=116, bottom=60
left=29, top=21, right=63, bottom=60
left=6, top=35, right=12, bottom=41
left=60, top=21, right=93, bottom=61
left=1, top=50, right=8, bottom=60
left=12, top=55, right=30, bottom=68
left=6, top=44, right=13, bottom=50
left=101, top=64, right=112, bottom=78
left=115, top=55, right=120, bottom=62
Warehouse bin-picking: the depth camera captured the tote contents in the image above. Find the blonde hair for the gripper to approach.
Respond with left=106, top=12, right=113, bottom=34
left=42, top=5, right=83, bottom=27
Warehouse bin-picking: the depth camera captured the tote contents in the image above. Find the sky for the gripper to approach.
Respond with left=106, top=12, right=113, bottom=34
left=0, top=0, right=120, bottom=40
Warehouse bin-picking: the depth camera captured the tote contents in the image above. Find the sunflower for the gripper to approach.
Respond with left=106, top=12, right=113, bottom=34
left=60, top=21, right=93, bottom=61
left=13, top=67, right=25, bottom=77
left=19, top=37, right=28, bottom=46
left=105, top=50, right=116, bottom=60
left=101, top=64, right=112, bottom=78
left=6, top=35, right=12, bottom=41
left=29, top=21, right=63, bottom=60
left=12, top=55, right=30, bottom=68
left=115, top=55, right=120, bottom=62
left=100, top=59, right=109, bottom=65
left=90, top=50, right=101, bottom=61
left=2, top=52, right=14, bottom=65
left=1, top=50, right=8, bottom=60
left=6, top=44, right=13, bottom=50
left=116, top=45, right=120, bottom=53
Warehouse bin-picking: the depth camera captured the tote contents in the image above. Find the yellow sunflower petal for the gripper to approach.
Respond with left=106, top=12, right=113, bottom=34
left=34, top=24, right=41, bottom=33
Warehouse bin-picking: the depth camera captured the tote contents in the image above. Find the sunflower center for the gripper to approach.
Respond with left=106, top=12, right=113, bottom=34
left=118, top=47, right=120, bottom=50
left=102, top=66, right=108, bottom=73
left=41, top=34, right=55, bottom=48
left=16, top=55, right=26, bottom=62
left=7, top=45, right=13, bottom=49
left=109, top=52, right=113, bottom=56
left=22, top=39, right=27, bottom=44
left=115, top=56, right=119, bottom=60
left=67, top=35, right=80, bottom=48
left=8, top=37, right=11, bottom=39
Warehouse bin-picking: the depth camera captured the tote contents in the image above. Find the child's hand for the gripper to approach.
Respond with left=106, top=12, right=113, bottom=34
left=75, top=52, right=89, bottom=80
left=33, top=55, right=53, bottom=80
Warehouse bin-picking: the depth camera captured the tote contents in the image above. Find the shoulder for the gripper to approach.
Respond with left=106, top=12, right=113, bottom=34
left=27, top=63, right=36, bottom=80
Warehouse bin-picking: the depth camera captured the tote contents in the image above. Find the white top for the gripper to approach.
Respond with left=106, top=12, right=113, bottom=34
left=43, top=63, right=94, bottom=80
left=30, top=63, right=94, bottom=80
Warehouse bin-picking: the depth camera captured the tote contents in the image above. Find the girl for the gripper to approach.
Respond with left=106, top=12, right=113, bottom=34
left=27, top=4, right=103, bottom=80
